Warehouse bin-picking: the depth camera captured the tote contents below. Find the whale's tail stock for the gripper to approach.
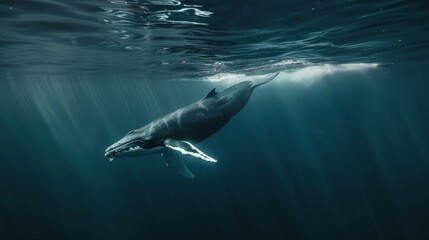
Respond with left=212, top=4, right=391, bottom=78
left=251, top=72, right=280, bottom=89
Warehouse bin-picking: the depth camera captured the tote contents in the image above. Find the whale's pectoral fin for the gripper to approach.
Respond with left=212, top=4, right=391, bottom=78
left=162, top=151, right=194, bottom=179
left=164, top=139, right=217, bottom=163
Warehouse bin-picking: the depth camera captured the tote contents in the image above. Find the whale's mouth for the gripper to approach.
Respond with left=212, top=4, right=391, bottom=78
left=104, top=140, right=144, bottom=161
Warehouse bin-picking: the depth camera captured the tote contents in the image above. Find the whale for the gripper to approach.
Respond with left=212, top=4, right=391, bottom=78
left=105, top=72, right=279, bottom=178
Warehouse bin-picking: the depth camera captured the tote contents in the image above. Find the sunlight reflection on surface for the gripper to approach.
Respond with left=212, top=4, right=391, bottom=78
left=204, top=63, right=379, bottom=86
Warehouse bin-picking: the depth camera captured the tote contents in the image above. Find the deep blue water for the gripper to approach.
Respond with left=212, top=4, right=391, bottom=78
left=1, top=0, right=429, bottom=239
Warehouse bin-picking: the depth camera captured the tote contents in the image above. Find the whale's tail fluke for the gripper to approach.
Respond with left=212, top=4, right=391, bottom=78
left=251, top=72, right=279, bottom=90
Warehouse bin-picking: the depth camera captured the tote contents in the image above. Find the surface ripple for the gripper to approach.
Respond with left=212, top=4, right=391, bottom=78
left=1, top=0, right=428, bottom=77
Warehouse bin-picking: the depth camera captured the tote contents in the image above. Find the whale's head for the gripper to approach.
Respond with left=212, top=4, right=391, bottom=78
left=104, top=128, right=159, bottom=161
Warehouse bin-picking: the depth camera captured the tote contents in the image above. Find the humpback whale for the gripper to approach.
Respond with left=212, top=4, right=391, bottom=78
left=105, top=73, right=279, bottom=178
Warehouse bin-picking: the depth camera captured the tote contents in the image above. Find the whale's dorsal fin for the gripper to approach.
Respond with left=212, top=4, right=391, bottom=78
left=204, top=88, right=218, bottom=99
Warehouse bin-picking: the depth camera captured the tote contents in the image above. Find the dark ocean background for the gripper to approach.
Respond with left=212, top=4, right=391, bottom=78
left=1, top=0, right=429, bottom=239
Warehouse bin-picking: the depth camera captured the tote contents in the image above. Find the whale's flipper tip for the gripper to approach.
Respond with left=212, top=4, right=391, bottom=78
left=163, top=151, right=195, bottom=179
